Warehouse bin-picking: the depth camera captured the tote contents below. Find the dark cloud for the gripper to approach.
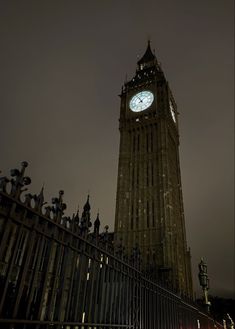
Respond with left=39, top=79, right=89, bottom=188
left=0, top=0, right=234, bottom=298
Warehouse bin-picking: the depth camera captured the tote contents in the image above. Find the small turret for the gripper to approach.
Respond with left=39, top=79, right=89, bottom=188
left=74, top=206, right=80, bottom=224
left=80, top=195, right=92, bottom=236
left=83, top=195, right=91, bottom=213
left=94, top=212, right=100, bottom=235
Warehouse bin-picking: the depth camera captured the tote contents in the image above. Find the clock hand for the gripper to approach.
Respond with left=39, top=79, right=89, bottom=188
left=137, top=95, right=143, bottom=103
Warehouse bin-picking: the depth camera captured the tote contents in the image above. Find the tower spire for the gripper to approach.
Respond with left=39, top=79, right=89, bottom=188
left=137, top=40, right=157, bottom=70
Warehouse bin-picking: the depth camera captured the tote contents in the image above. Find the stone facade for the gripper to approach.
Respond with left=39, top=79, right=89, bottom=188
left=114, top=42, right=193, bottom=297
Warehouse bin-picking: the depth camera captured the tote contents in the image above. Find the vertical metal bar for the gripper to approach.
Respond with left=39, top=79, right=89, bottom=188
left=73, top=246, right=86, bottom=320
left=125, top=271, right=130, bottom=327
left=120, top=271, right=127, bottom=325
left=151, top=287, right=154, bottom=329
left=64, top=249, right=77, bottom=321
left=108, top=264, right=115, bottom=324
left=138, top=277, right=141, bottom=329
left=56, top=244, right=72, bottom=322
left=111, top=260, right=119, bottom=325
left=147, top=285, right=150, bottom=329
left=165, top=296, right=169, bottom=329
left=47, top=243, right=64, bottom=321
left=103, top=258, right=111, bottom=323
left=117, top=264, right=122, bottom=326
left=155, top=290, right=158, bottom=329
left=70, top=252, right=82, bottom=321
left=131, top=270, right=134, bottom=328
left=97, top=253, right=106, bottom=323
left=147, top=282, right=149, bottom=329
left=12, top=229, right=33, bottom=317
left=144, top=281, right=147, bottom=329
left=138, top=273, right=141, bottom=328
left=143, top=281, right=145, bottom=329
left=169, top=298, right=173, bottom=329
left=37, top=239, right=57, bottom=320
left=79, top=255, right=89, bottom=324
left=25, top=234, right=45, bottom=319
left=0, top=219, right=13, bottom=259
left=172, top=300, right=176, bottom=329
left=87, top=257, right=98, bottom=322
left=160, top=294, right=163, bottom=329
left=92, top=250, right=103, bottom=324
left=0, top=222, right=24, bottom=314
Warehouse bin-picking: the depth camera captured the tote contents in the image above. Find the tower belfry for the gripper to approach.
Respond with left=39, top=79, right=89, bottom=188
left=114, top=42, right=193, bottom=296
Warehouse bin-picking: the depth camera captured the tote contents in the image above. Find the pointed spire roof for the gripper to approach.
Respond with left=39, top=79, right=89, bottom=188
left=39, top=184, right=44, bottom=197
left=73, top=204, right=80, bottom=221
left=83, top=194, right=90, bottom=212
left=94, top=212, right=100, bottom=234
left=96, top=211, right=100, bottom=219
left=94, top=212, right=100, bottom=225
left=137, top=40, right=156, bottom=67
left=74, top=210, right=79, bottom=223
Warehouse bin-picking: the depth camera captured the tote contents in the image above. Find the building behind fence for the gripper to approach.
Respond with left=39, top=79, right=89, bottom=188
left=0, top=162, right=223, bottom=328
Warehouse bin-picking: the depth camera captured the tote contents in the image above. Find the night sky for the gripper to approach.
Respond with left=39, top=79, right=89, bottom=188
left=0, top=1, right=234, bottom=298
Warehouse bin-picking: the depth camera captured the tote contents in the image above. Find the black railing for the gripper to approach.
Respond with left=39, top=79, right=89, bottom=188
left=0, top=162, right=223, bottom=329
left=0, top=319, right=135, bottom=329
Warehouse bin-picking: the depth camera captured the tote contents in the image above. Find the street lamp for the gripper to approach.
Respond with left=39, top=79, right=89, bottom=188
left=198, top=258, right=211, bottom=313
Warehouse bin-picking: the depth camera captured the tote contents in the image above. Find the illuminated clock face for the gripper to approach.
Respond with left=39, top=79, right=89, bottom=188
left=129, top=91, right=154, bottom=112
left=170, top=101, right=176, bottom=122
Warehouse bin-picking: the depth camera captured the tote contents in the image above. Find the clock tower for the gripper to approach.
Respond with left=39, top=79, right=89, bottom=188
left=114, top=42, right=193, bottom=296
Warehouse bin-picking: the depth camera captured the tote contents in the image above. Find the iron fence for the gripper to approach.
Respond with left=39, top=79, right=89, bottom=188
left=0, top=163, right=223, bottom=329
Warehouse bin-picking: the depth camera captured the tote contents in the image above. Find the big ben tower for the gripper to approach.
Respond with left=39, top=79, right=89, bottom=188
left=114, top=42, right=193, bottom=296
